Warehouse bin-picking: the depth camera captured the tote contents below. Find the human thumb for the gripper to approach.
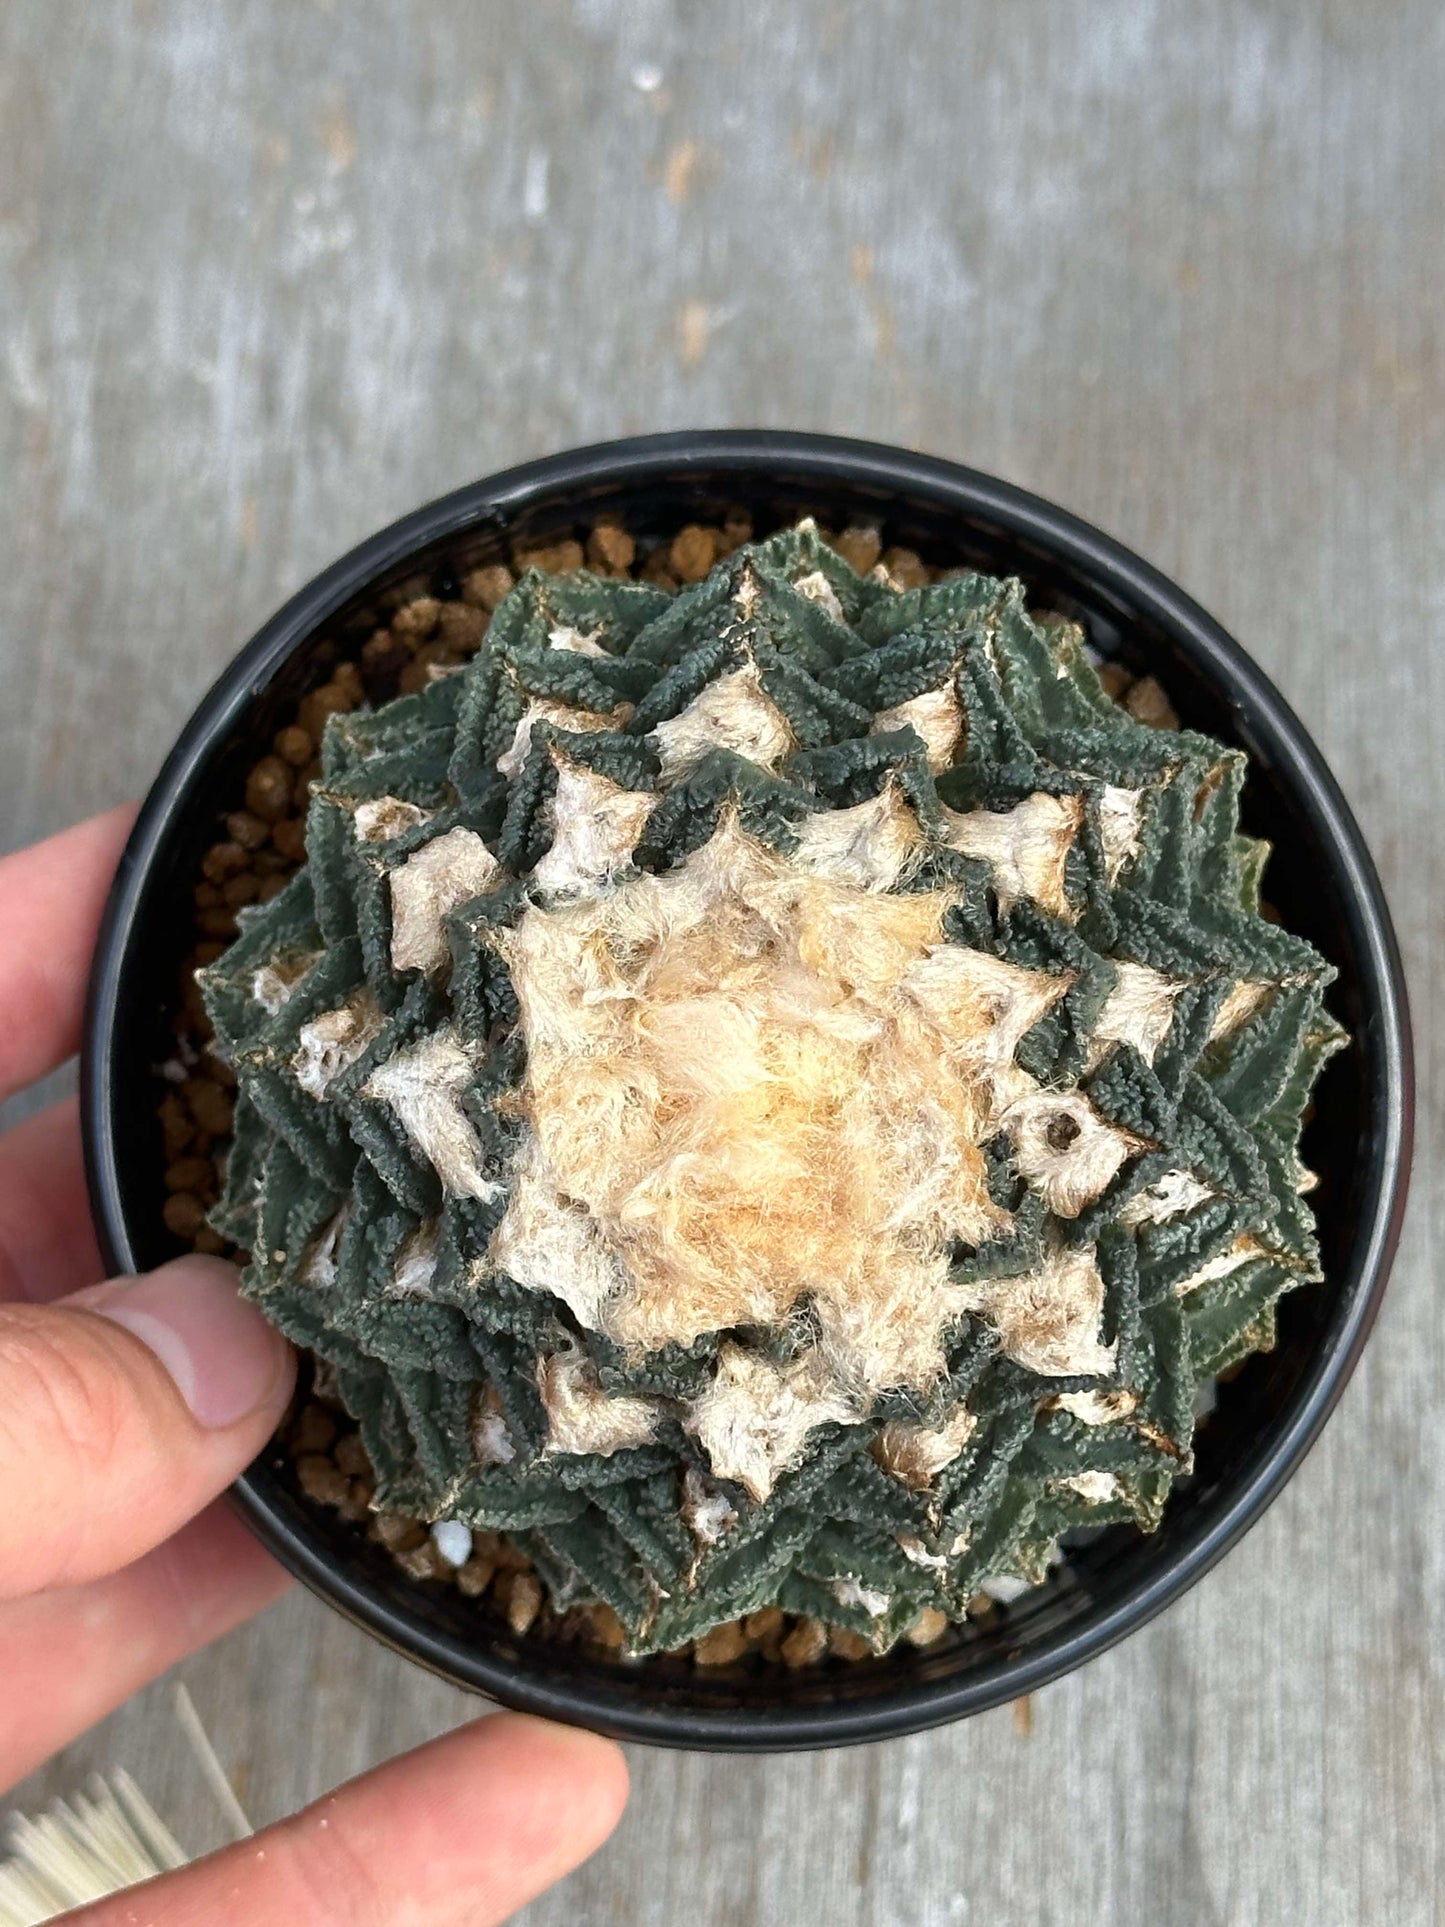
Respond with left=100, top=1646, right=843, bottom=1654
left=0, top=1256, right=294, bottom=1600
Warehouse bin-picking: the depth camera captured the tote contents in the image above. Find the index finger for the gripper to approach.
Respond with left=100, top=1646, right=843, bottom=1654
left=69, top=1713, right=629, bottom=1927
left=0, top=805, right=136, bottom=1104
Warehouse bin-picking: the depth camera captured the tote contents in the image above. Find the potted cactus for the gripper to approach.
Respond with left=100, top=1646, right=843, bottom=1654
left=84, top=434, right=1410, bottom=1747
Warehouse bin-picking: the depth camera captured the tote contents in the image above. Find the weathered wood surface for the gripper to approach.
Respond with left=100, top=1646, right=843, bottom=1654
left=2, top=3, right=1440, bottom=1922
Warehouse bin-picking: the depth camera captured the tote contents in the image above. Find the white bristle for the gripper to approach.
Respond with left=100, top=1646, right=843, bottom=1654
left=0, top=1777, right=176, bottom=1923
left=0, top=1688, right=250, bottom=1923
left=172, top=1685, right=251, bottom=1844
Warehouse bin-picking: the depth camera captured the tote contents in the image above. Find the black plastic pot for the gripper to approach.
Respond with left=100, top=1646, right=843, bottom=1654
left=83, top=431, right=1412, bottom=1751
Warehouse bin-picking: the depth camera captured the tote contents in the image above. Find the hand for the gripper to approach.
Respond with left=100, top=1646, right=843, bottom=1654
left=0, top=809, right=628, bottom=1923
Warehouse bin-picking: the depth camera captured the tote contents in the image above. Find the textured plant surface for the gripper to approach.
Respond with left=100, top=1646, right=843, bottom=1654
left=201, top=522, right=1343, bottom=1655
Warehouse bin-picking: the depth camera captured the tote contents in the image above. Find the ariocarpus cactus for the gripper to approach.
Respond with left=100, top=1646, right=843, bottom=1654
left=201, top=520, right=1343, bottom=1654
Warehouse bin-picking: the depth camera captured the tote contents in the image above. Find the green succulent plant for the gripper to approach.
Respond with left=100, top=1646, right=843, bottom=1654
left=200, top=521, right=1343, bottom=1655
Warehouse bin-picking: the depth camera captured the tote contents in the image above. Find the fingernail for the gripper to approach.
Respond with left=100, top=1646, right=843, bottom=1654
left=83, top=1258, right=293, bottom=1428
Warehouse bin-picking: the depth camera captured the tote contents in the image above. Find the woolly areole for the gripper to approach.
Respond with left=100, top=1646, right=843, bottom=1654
left=201, top=521, right=1343, bottom=1654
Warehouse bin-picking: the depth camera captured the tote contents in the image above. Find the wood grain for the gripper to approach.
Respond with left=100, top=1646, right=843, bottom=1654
left=2, top=3, right=1440, bottom=1922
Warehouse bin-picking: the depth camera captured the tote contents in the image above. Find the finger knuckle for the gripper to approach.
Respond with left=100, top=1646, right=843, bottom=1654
left=0, top=1312, right=132, bottom=1474
left=274, top=1806, right=390, bottom=1927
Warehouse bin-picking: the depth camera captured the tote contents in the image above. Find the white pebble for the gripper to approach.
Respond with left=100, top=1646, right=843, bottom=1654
left=982, top=1573, right=1034, bottom=1605
left=630, top=61, right=664, bottom=92
left=430, top=1520, right=473, bottom=1567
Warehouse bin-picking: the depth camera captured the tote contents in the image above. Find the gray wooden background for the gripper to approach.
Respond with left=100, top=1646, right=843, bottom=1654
left=2, top=3, right=1440, bottom=1923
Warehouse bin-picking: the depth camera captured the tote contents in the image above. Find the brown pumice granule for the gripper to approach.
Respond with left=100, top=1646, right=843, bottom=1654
left=880, top=545, right=929, bottom=590
left=834, top=525, right=882, bottom=575
left=244, top=757, right=292, bottom=823
left=226, top=809, right=270, bottom=851
left=161, top=1192, right=206, bottom=1240
left=506, top=1573, right=544, bottom=1636
left=163, top=1155, right=213, bottom=1193
left=1124, top=674, right=1181, bottom=731
left=780, top=1618, right=830, bottom=1669
left=457, top=1552, right=498, bottom=1600
left=586, top=521, right=636, bottom=574
left=273, top=725, right=313, bottom=767
left=511, top=538, right=585, bottom=577
left=297, top=683, right=354, bottom=744
left=295, top=1454, right=350, bottom=1508
left=390, top=595, right=440, bottom=642
left=461, top=564, right=514, bottom=610
left=668, top=523, right=717, bottom=582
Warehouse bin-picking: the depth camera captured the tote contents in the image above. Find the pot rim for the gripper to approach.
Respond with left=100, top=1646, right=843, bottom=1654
left=82, top=430, right=1414, bottom=1750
